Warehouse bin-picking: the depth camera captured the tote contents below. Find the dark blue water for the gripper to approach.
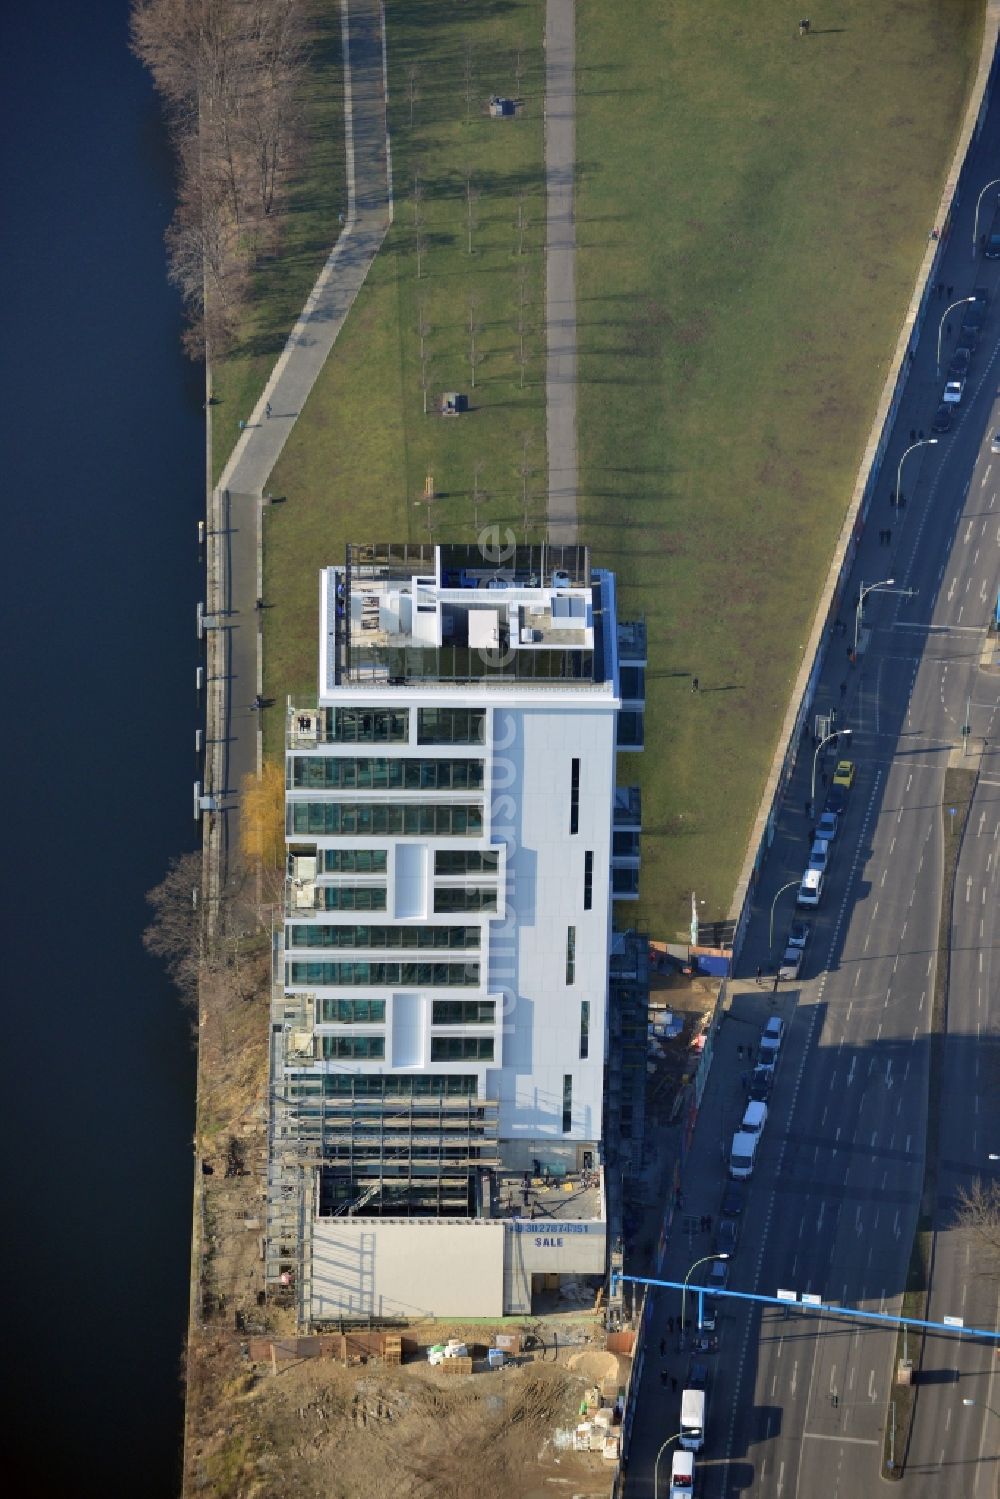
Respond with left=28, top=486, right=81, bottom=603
left=0, top=5, right=199, bottom=1493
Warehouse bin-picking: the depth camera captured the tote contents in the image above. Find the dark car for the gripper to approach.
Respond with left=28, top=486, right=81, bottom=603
left=825, top=783, right=848, bottom=816
left=715, top=1215, right=740, bottom=1256
left=964, top=291, right=988, bottom=330
left=721, top=1180, right=746, bottom=1218
left=948, top=348, right=971, bottom=380
left=686, top=1356, right=709, bottom=1390
left=747, top=1067, right=772, bottom=1103
left=932, top=403, right=953, bottom=434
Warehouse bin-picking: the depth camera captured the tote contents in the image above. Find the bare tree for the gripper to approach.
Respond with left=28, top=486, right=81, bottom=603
left=467, top=294, right=484, bottom=388
left=956, top=1178, right=1000, bottom=1267
left=515, top=265, right=531, bottom=387
left=464, top=168, right=479, bottom=255
left=407, top=64, right=419, bottom=128
left=420, top=353, right=432, bottom=415
left=515, top=189, right=529, bottom=255
left=417, top=301, right=431, bottom=362
left=512, top=38, right=525, bottom=100
left=518, top=431, right=534, bottom=519
left=463, top=38, right=475, bottom=124
left=472, top=460, right=487, bottom=533
left=143, top=850, right=205, bottom=1005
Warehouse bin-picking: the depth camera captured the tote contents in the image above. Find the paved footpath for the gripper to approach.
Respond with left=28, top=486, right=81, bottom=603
left=544, top=0, right=579, bottom=544
left=205, top=0, right=391, bottom=890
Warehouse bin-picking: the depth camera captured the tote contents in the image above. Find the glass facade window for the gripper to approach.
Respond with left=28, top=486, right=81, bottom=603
left=319, top=1035, right=385, bottom=1059
left=431, top=1000, right=496, bottom=1025
left=619, top=666, right=645, bottom=701
left=434, top=849, right=499, bottom=875
left=326, top=707, right=408, bottom=743
left=323, top=849, right=388, bottom=873
left=430, top=1036, right=494, bottom=1061
left=433, top=886, right=498, bottom=914
left=566, top=926, right=576, bottom=985
left=290, top=756, right=484, bottom=790
left=288, top=960, right=480, bottom=987
left=562, top=1075, right=573, bottom=1132
left=293, top=1073, right=479, bottom=1098
left=289, top=925, right=480, bottom=950
left=580, top=1000, right=590, bottom=1059
left=570, top=758, right=580, bottom=834
left=289, top=803, right=483, bottom=837
left=321, top=887, right=387, bottom=911
left=318, top=998, right=386, bottom=1024
left=584, top=850, right=594, bottom=910
left=417, top=707, right=486, bottom=744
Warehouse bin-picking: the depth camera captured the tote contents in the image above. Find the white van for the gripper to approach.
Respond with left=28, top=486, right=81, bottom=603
left=679, top=1387, right=706, bottom=1451
left=741, top=1099, right=768, bottom=1137
left=730, top=1129, right=758, bottom=1180
left=668, top=1449, right=695, bottom=1496
left=797, top=867, right=824, bottom=907
left=808, top=837, right=831, bottom=872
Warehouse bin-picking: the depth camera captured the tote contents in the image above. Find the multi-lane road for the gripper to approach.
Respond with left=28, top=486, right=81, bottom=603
left=624, top=102, right=1000, bottom=1499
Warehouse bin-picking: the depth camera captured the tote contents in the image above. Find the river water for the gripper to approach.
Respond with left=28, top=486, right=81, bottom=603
left=0, top=4, right=199, bottom=1492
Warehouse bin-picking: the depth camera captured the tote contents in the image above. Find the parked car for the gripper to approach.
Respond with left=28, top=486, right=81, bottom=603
left=759, top=1016, right=785, bottom=1068
left=932, top=403, right=953, bottom=434
left=833, top=759, right=856, bottom=788
left=943, top=378, right=965, bottom=405
left=948, top=348, right=971, bottom=379
left=825, top=783, right=848, bottom=816
left=808, top=837, right=831, bottom=873
left=699, top=1298, right=719, bottom=1332
left=707, top=1258, right=730, bottom=1292
left=721, top=1180, right=746, bottom=1218
left=715, top=1215, right=739, bottom=1256
left=778, top=945, right=804, bottom=982
left=787, top=917, right=811, bottom=950
left=747, top=1065, right=773, bottom=1102
left=991, top=430, right=1000, bottom=454
left=686, top=1357, right=708, bottom=1390
left=816, top=810, right=838, bottom=841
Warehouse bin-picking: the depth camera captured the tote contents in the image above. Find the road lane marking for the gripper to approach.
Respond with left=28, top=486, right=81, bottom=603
left=801, top=1433, right=878, bottom=1445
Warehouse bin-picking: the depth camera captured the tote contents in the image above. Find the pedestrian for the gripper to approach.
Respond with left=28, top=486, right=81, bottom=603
left=897, top=492, right=906, bottom=509
left=265, top=401, right=272, bottom=419
left=755, top=964, right=762, bottom=985
left=737, top=1043, right=744, bottom=1059
left=668, top=1314, right=675, bottom=1333
left=661, top=1369, right=669, bottom=1388
left=671, top=1375, right=678, bottom=1394
left=691, top=677, right=699, bottom=692
left=886, top=527, right=892, bottom=544
left=255, top=597, right=264, bottom=611
left=772, top=971, right=780, bottom=993
left=909, top=429, right=916, bottom=442
left=918, top=430, right=924, bottom=440
left=947, top=285, right=953, bottom=298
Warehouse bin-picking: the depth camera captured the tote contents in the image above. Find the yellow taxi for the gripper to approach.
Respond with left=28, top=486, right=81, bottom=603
left=832, top=759, right=856, bottom=789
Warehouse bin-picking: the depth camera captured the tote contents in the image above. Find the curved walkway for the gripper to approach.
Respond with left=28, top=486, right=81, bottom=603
left=545, top=0, right=579, bottom=544
left=204, top=0, right=391, bottom=899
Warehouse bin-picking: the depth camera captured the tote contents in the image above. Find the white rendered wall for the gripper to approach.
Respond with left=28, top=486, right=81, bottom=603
left=486, top=706, right=616, bottom=1141
left=310, top=1218, right=505, bottom=1321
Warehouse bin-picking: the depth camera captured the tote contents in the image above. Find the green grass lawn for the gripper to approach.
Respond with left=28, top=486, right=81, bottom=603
left=210, top=3, right=346, bottom=485
left=262, top=0, right=547, bottom=756
left=575, top=0, right=984, bottom=934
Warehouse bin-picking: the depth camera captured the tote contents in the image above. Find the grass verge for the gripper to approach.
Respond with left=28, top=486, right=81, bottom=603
left=882, top=765, right=975, bottom=1477
left=262, top=0, right=548, bottom=757
left=210, top=1, right=346, bottom=485
left=574, top=0, right=984, bottom=933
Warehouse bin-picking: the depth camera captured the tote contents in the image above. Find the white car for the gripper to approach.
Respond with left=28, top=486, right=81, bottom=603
left=943, top=378, right=965, bottom=404
left=991, top=430, right=1000, bottom=454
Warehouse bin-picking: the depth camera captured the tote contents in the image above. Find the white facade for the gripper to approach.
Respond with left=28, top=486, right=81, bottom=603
left=273, top=544, right=641, bottom=1316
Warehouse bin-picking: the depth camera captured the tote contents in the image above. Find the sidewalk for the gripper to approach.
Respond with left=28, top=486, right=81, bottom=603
left=205, top=0, right=392, bottom=889
left=544, top=0, right=579, bottom=544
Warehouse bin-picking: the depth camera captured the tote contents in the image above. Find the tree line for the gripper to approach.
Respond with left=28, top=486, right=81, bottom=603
left=131, top=0, right=308, bottom=355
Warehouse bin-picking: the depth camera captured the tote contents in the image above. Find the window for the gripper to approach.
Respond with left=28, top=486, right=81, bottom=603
left=318, top=998, right=386, bottom=1024
left=566, top=926, right=576, bottom=985
left=418, top=708, right=486, bottom=744
left=562, top=1075, right=573, bottom=1133
left=435, top=849, right=499, bottom=875
left=289, top=803, right=484, bottom=837
left=326, top=707, right=408, bottom=743
left=319, top=1035, right=385, bottom=1059
left=288, top=960, right=480, bottom=987
left=612, top=832, right=640, bottom=859
left=431, top=1036, right=494, bottom=1061
left=583, top=850, right=594, bottom=910
left=321, top=887, right=387, bottom=911
left=288, top=925, right=479, bottom=950
left=432, top=1000, right=495, bottom=1025
left=323, top=849, right=388, bottom=873
left=434, top=886, right=499, bottom=914
left=619, top=666, right=645, bottom=701
left=579, top=1001, right=590, bottom=1059
left=290, top=756, right=484, bottom=790
left=296, top=1074, right=479, bottom=1099
left=570, top=758, right=580, bottom=834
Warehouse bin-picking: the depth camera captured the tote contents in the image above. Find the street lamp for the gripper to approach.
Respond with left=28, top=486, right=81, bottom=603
left=937, top=298, right=976, bottom=376
left=812, top=727, right=851, bottom=804
left=680, top=1252, right=729, bottom=1337
left=855, top=578, right=895, bottom=653
left=896, top=437, right=938, bottom=507
left=654, top=1431, right=682, bottom=1499
left=973, top=178, right=1000, bottom=256
left=769, top=879, right=800, bottom=948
